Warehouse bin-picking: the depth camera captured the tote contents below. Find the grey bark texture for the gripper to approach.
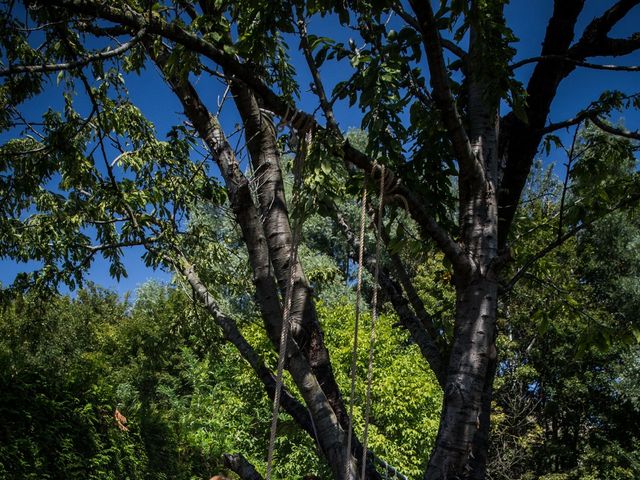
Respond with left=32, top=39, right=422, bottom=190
left=418, top=8, right=502, bottom=479
left=148, top=51, right=357, bottom=479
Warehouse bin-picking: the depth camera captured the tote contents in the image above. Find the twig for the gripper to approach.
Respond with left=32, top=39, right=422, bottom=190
left=510, top=54, right=640, bottom=71
left=0, top=28, right=147, bottom=76
left=296, top=6, right=340, bottom=134
left=557, top=123, right=581, bottom=240
left=591, top=116, right=640, bottom=141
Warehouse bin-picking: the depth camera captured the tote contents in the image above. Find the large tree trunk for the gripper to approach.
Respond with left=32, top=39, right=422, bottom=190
left=425, top=277, right=498, bottom=480
left=425, top=23, right=501, bottom=474
left=230, top=84, right=381, bottom=480
left=231, top=84, right=350, bottom=426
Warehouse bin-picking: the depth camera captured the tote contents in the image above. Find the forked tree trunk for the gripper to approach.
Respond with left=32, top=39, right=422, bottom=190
left=146, top=50, right=358, bottom=479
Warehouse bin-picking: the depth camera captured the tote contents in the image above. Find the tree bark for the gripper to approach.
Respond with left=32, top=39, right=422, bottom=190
left=425, top=275, right=498, bottom=479
left=230, top=84, right=380, bottom=480
left=231, top=85, right=350, bottom=424
left=223, top=453, right=264, bottom=480
left=424, top=14, right=501, bottom=475
left=147, top=52, right=357, bottom=479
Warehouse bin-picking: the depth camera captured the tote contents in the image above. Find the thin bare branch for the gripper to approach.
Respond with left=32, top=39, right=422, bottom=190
left=539, top=110, right=594, bottom=135
left=591, top=116, right=640, bottom=140
left=77, top=70, right=141, bottom=232
left=503, top=226, right=585, bottom=293
left=296, top=7, right=340, bottom=134
left=503, top=188, right=640, bottom=292
left=79, top=238, right=156, bottom=253
left=0, top=28, right=146, bottom=76
left=539, top=92, right=640, bottom=136
left=510, top=54, right=640, bottom=71
left=557, top=123, right=582, bottom=240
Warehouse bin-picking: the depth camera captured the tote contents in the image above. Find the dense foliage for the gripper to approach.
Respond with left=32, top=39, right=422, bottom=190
left=2, top=1, right=640, bottom=478
left=489, top=131, right=640, bottom=480
left=0, top=257, right=443, bottom=479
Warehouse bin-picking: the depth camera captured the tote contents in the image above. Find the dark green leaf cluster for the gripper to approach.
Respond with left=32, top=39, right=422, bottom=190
left=0, top=67, right=223, bottom=295
left=491, top=141, right=640, bottom=479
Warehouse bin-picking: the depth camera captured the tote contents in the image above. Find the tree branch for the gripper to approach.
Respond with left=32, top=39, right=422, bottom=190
left=582, top=0, right=640, bottom=36
left=498, top=0, right=586, bottom=248
left=378, top=224, right=446, bottom=348
left=228, top=79, right=357, bottom=458
left=510, top=54, right=640, bottom=71
left=45, top=0, right=314, bottom=128
left=441, top=39, right=468, bottom=62
left=222, top=454, right=264, bottom=480
left=590, top=116, right=640, bottom=140
left=173, top=257, right=316, bottom=438
left=557, top=125, right=582, bottom=240
left=407, top=0, right=480, bottom=182
left=569, top=0, right=640, bottom=58
left=334, top=211, right=446, bottom=387
left=149, top=43, right=359, bottom=478
left=0, top=27, right=146, bottom=76
left=577, top=34, right=640, bottom=58
left=46, top=0, right=469, bottom=286
left=390, top=4, right=468, bottom=61
left=539, top=110, right=595, bottom=135
left=342, top=143, right=471, bottom=277
left=503, top=188, right=640, bottom=292
left=78, top=238, right=156, bottom=253
left=539, top=92, right=640, bottom=136
left=176, top=246, right=386, bottom=480
left=296, top=7, right=339, bottom=134
left=74, top=21, right=132, bottom=37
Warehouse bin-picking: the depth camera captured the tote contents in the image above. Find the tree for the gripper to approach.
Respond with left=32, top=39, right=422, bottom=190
left=1, top=1, right=639, bottom=479
left=488, top=148, right=640, bottom=480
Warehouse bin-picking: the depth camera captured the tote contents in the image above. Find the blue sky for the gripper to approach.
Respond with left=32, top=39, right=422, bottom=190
left=2, top=1, right=639, bottom=297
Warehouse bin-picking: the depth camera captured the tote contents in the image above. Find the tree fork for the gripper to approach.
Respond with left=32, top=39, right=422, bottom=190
left=148, top=48, right=358, bottom=480
left=230, top=83, right=381, bottom=480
